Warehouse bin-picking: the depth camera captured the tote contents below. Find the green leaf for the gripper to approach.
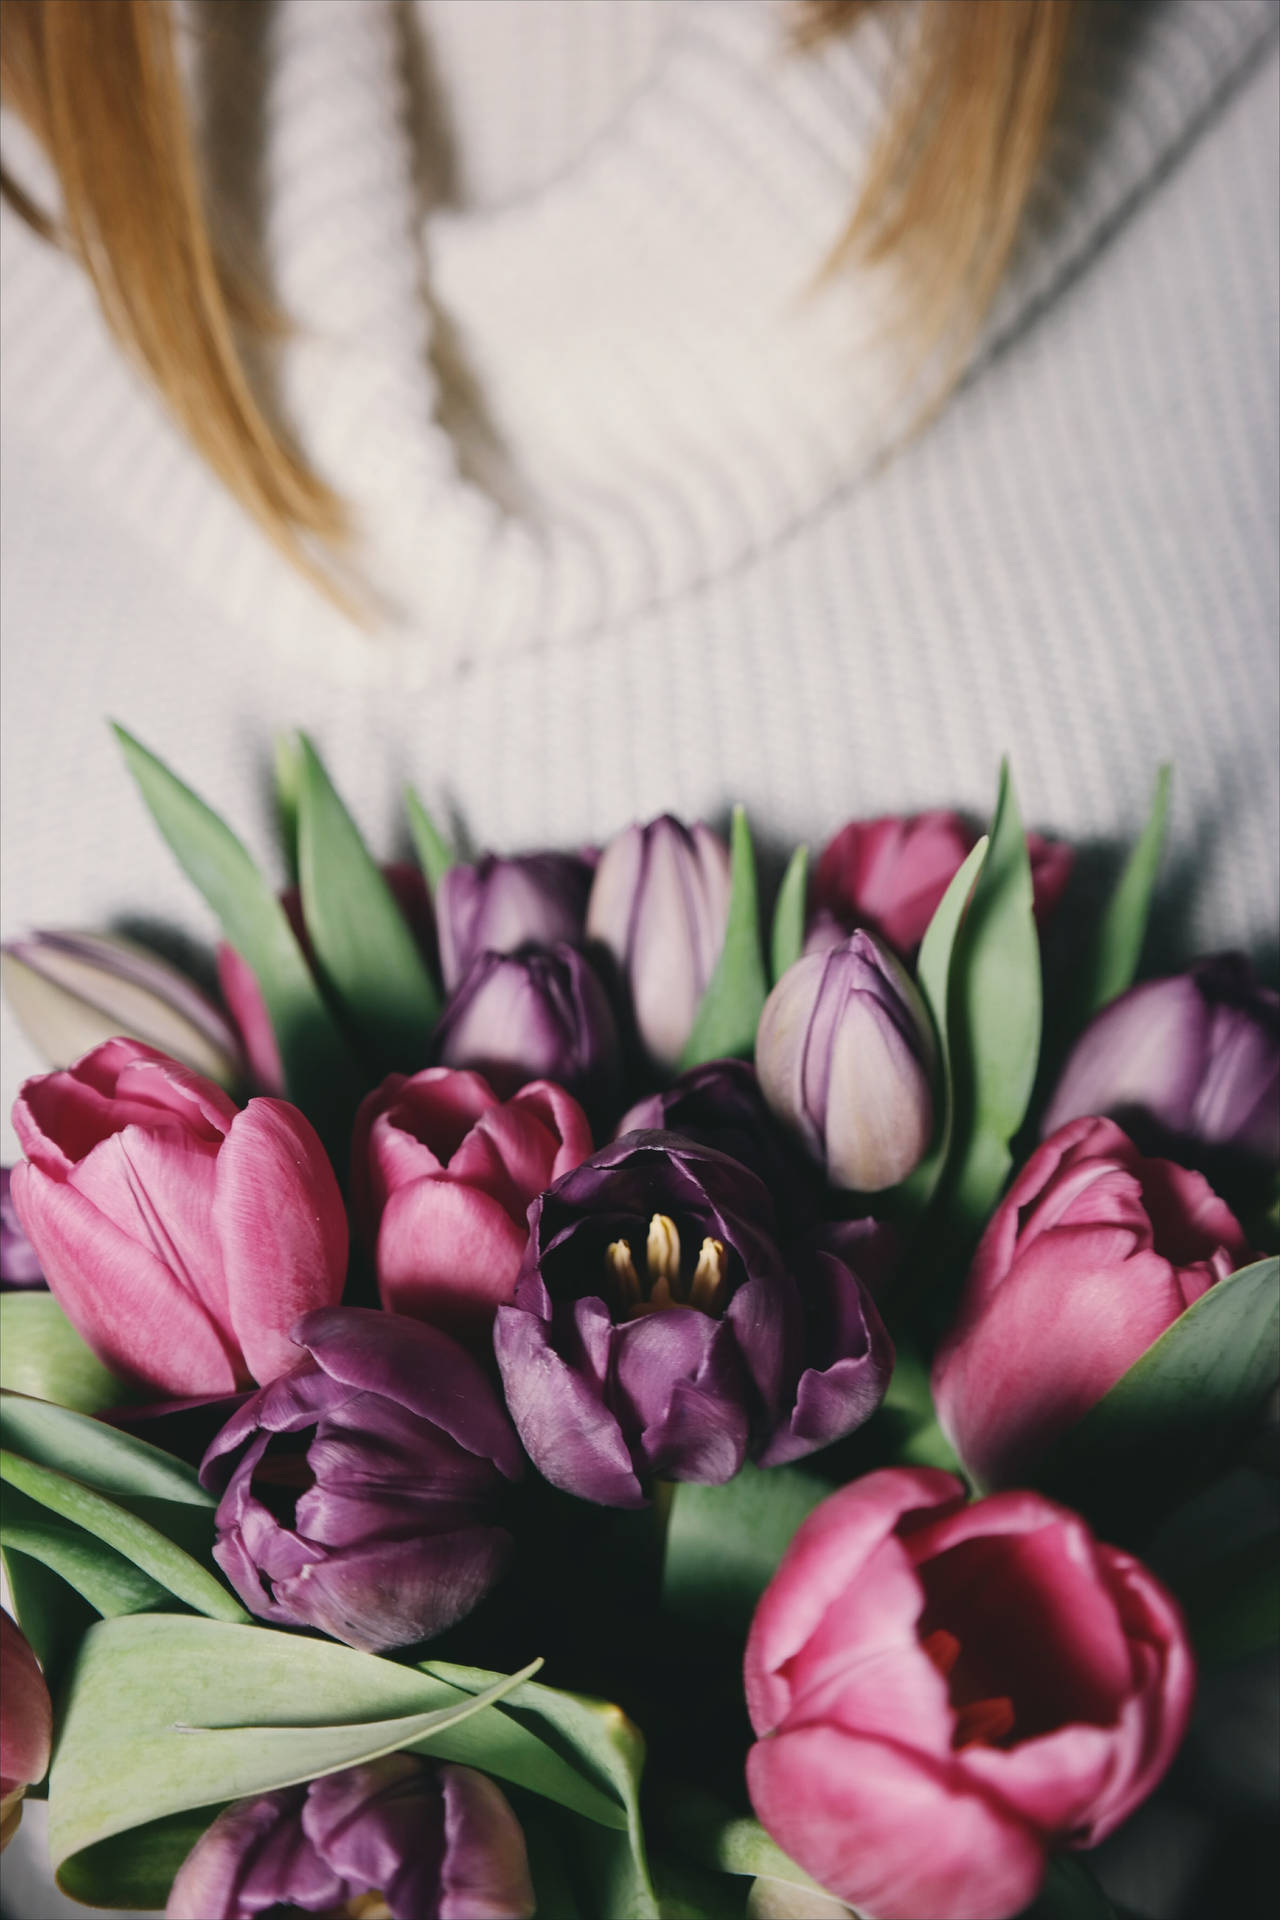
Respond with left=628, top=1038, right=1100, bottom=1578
left=0, top=1294, right=129, bottom=1415
left=1, top=1546, right=97, bottom=1688
left=112, top=725, right=355, bottom=1128
left=1181, top=1531, right=1280, bottom=1669
left=0, top=1482, right=172, bottom=1618
left=0, top=1392, right=213, bottom=1508
left=1022, top=1855, right=1119, bottom=1919
left=894, top=837, right=988, bottom=1216
left=769, top=846, right=808, bottom=984
left=0, top=1453, right=247, bottom=1622
left=405, top=784, right=457, bottom=892
left=662, top=1462, right=828, bottom=1633
left=297, top=735, right=440, bottom=1065
left=1075, top=765, right=1171, bottom=1021
left=1035, top=1257, right=1280, bottom=1530
left=273, top=731, right=303, bottom=884
left=680, top=807, right=769, bottom=1070
left=945, top=763, right=1042, bottom=1233
left=58, top=1807, right=226, bottom=1912
left=49, top=1615, right=543, bottom=1878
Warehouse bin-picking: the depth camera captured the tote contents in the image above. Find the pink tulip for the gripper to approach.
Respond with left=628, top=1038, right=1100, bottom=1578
left=932, top=1116, right=1252, bottom=1488
left=1, top=1611, right=52, bottom=1850
left=744, top=1468, right=1194, bottom=1920
left=10, top=1039, right=347, bottom=1396
left=352, top=1067, right=593, bottom=1335
left=811, top=812, right=1073, bottom=958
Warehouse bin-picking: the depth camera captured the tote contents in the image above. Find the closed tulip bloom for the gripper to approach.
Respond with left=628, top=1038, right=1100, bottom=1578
left=744, top=1469, right=1194, bottom=1920
left=166, top=1756, right=534, bottom=1920
left=202, top=1308, right=522, bottom=1651
left=436, top=851, right=594, bottom=991
left=1043, top=954, right=1280, bottom=1166
left=933, top=1116, right=1253, bottom=1489
left=586, top=816, right=731, bottom=1072
left=435, top=944, right=621, bottom=1117
left=756, top=933, right=935, bottom=1193
left=0, top=1611, right=52, bottom=1852
left=1, top=1168, right=43, bottom=1287
left=2, top=928, right=242, bottom=1087
left=811, top=813, right=1073, bottom=958
left=494, top=1132, right=891, bottom=1507
left=10, top=1039, right=347, bottom=1397
left=352, top=1067, right=593, bottom=1334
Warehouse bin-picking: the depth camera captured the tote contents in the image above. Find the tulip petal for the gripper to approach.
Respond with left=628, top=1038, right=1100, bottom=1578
left=495, top=1297, right=645, bottom=1507
left=612, top=1311, right=750, bottom=1485
left=214, top=1099, right=347, bottom=1385
left=0, top=1612, right=52, bottom=1802
left=273, top=1524, right=515, bottom=1652
left=166, top=1789, right=337, bottom=1920
left=747, top=1725, right=1045, bottom=1920
left=438, top=1765, right=536, bottom=1920
left=69, top=1123, right=229, bottom=1333
left=377, top=1179, right=529, bottom=1331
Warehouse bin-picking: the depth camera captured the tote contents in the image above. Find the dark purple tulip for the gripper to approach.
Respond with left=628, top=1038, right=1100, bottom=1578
left=436, top=853, right=594, bottom=992
left=165, top=1755, right=534, bottom=1920
left=1044, top=954, right=1280, bottom=1166
left=756, top=932, right=935, bottom=1193
left=0, top=1168, right=44, bottom=1289
left=435, top=944, right=621, bottom=1117
left=493, top=1132, right=892, bottom=1507
left=586, top=816, right=731, bottom=1072
left=201, top=1309, right=523, bottom=1652
left=618, top=1059, right=826, bottom=1238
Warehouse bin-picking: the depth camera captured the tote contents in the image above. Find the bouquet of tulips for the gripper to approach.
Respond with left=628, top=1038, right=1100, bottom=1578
left=1, top=730, right=1276, bottom=1920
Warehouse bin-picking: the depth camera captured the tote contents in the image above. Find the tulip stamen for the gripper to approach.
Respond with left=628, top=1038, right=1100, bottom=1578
left=607, top=1239, right=642, bottom=1304
left=688, top=1236, right=726, bottom=1312
left=647, top=1214, right=682, bottom=1289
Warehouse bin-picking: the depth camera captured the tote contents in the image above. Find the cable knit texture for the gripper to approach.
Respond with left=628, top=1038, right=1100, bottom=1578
left=1, top=0, right=1278, bottom=1166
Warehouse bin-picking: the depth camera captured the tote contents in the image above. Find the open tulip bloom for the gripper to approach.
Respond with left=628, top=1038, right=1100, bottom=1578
left=1, top=738, right=1275, bottom=1920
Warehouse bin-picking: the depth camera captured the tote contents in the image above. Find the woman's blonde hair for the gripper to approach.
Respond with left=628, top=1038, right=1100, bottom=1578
left=0, top=0, right=1078, bottom=593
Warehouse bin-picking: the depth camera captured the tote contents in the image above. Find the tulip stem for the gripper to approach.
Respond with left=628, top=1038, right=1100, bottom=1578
left=652, top=1478, right=677, bottom=1556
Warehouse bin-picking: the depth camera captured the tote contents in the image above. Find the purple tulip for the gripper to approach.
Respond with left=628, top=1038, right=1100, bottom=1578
left=756, top=933, right=935, bottom=1193
left=1044, top=954, right=1280, bottom=1166
left=166, top=1756, right=534, bottom=1920
left=435, top=944, right=621, bottom=1117
left=493, top=1132, right=892, bottom=1507
left=436, top=853, right=594, bottom=992
left=586, top=816, right=731, bottom=1072
left=201, top=1308, right=523, bottom=1652
left=618, top=1059, right=826, bottom=1237
left=0, top=1169, right=44, bottom=1289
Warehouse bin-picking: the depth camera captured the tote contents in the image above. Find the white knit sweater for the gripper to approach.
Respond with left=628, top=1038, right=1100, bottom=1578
left=1, top=0, right=1277, bottom=1164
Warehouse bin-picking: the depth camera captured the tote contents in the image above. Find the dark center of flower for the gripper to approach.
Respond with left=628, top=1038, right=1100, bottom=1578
left=920, top=1626, right=1016, bottom=1751
left=251, top=1432, right=317, bottom=1527
left=605, top=1212, right=728, bottom=1318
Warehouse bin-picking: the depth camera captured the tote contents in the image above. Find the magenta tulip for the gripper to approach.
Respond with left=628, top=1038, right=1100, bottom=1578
left=353, top=1068, right=593, bottom=1334
left=0, top=1611, right=52, bottom=1851
left=10, top=1039, right=347, bottom=1397
left=744, top=1469, right=1194, bottom=1920
left=811, top=812, right=1073, bottom=958
left=932, top=1116, right=1253, bottom=1488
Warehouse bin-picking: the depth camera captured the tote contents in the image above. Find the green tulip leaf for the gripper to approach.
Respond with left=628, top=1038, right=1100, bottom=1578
left=273, top=731, right=303, bottom=883
left=0, top=1453, right=246, bottom=1622
left=112, top=724, right=355, bottom=1129
left=894, top=836, right=988, bottom=1216
left=769, top=845, right=809, bottom=984
left=57, top=1806, right=227, bottom=1913
left=681, top=807, right=769, bottom=1070
left=0, top=1392, right=213, bottom=1507
left=0, top=1482, right=173, bottom=1618
left=945, top=763, right=1042, bottom=1233
left=1, top=1546, right=97, bottom=1689
left=1034, top=1256, right=1280, bottom=1529
left=0, top=1295, right=130, bottom=1416
left=405, top=784, right=458, bottom=892
left=1076, top=764, right=1171, bottom=1021
left=662, top=1462, right=828, bottom=1632
left=1181, top=1532, right=1280, bottom=1669
left=1022, top=1855, right=1119, bottom=1919
left=296, top=736, right=440, bottom=1066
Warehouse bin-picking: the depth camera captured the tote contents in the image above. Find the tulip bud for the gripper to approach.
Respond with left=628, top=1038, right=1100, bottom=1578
left=586, top=816, right=731, bottom=1072
left=756, top=932, right=935, bottom=1192
left=436, top=944, right=621, bottom=1118
left=2, top=929, right=242, bottom=1087
left=166, top=1756, right=534, bottom=1920
left=436, top=852, right=594, bottom=992
left=1044, top=954, right=1280, bottom=1167
left=0, top=1611, right=52, bottom=1851
left=202, top=1308, right=523, bottom=1651
left=1, top=1168, right=43, bottom=1288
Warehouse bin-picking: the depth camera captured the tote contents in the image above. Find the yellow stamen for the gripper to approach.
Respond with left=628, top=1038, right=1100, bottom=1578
left=646, top=1213, right=682, bottom=1290
left=688, top=1236, right=726, bottom=1312
left=607, top=1238, right=641, bottom=1303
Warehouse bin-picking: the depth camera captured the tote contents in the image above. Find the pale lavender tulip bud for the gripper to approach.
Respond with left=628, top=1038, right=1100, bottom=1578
left=1044, top=955, right=1280, bottom=1166
left=586, top=816, right=731, bottom=1072
left=436, top=853, right=594, bottom=992
left=165, top=1756, right=534, bottom=1920
left=2, top=929, right=242, bottom=1087
left=756, top=932, right=935, bottom=1193
left=0, top=1168, right=43, bottom=1288
left=435, top=944, right=621, bottom=1119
